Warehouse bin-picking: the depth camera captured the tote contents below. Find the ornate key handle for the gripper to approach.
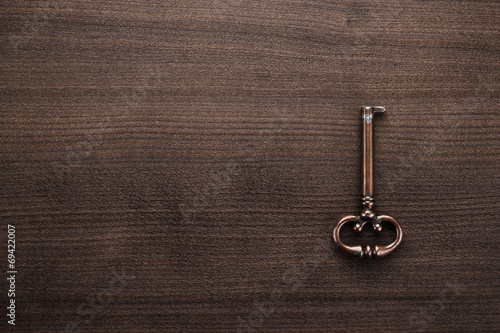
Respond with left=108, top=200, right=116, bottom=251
left=333, top=107, right=403, bottom=259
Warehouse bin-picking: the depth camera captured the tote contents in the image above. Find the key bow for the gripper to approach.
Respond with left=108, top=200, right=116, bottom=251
left=333, top=215, right=403, bottom=259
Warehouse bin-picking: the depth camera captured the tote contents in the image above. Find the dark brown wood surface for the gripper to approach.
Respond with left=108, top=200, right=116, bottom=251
left=1, top=1, right=499, bottom=332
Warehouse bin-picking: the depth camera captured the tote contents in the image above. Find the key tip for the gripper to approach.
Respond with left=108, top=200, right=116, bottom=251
left=362, top=106, right=386, bottom=113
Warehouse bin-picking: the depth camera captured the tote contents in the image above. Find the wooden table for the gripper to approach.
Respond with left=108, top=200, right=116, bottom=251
left=1, top=1, right=499, bottom=332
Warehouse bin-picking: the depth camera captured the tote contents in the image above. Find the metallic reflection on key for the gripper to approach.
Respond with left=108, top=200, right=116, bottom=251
left=333, top=107, right=403, bottom=259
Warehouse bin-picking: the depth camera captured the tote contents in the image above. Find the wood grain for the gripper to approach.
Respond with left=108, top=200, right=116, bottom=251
left=1, top=0, right=499, bottom=332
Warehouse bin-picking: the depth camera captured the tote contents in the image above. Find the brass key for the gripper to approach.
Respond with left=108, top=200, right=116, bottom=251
left=333, top=106, right=403, bottom=259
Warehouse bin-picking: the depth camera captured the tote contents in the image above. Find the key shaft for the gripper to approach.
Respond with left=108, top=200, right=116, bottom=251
left=362, top=106, right=385, bottom=198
